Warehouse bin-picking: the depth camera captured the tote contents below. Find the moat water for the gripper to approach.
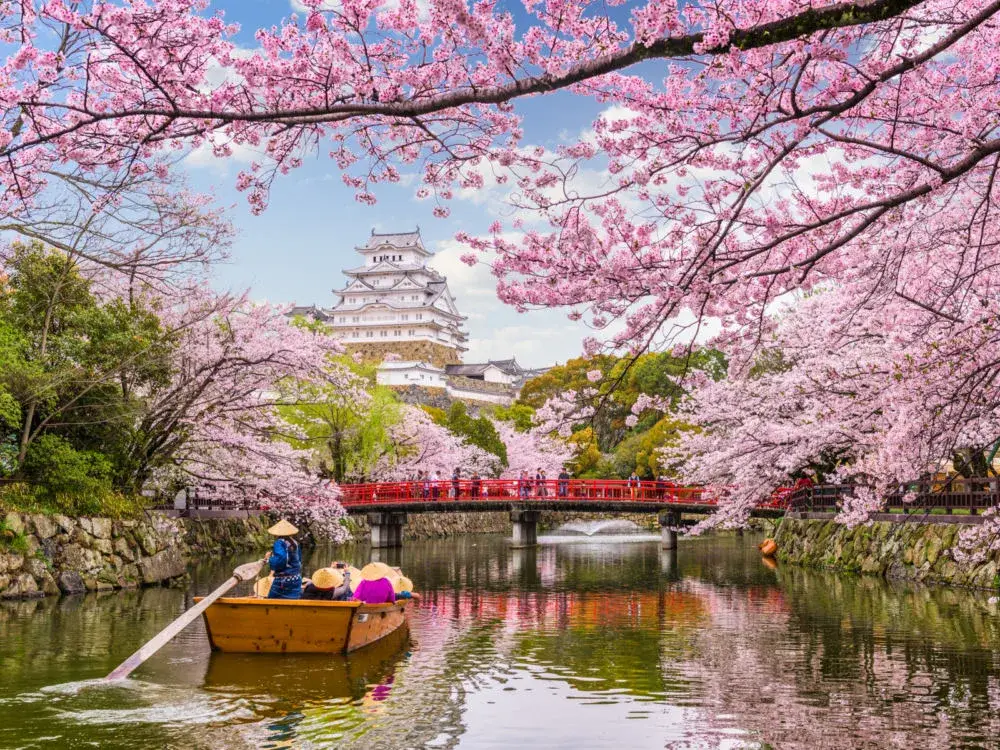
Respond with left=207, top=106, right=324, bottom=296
left=1, top=534, right=999, bottom=749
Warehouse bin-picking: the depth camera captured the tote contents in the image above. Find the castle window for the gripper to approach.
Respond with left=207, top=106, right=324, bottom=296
left=381, top=330, right=388, bottom=337
left=367, top=331, right=374, bottom=338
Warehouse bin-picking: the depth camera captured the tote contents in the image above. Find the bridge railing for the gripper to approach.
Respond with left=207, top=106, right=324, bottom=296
left=785, top=478, right=1000, bottom=513
left=338, top=478, right=790, bottom=509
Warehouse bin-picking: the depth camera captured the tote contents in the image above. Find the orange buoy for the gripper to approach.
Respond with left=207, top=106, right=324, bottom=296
left=759, top=538, right=778, bottom=557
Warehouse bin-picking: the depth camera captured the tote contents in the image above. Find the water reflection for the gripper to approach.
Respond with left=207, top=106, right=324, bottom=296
left=1, top=536, right=999, bottom=748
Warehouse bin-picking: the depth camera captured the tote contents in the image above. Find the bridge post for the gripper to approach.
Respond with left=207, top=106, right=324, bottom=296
left=510, top=509, right=541, bottom=547
left=368, top=511, right=407, bottom=548
left=658, top=510, right=679, bottom=550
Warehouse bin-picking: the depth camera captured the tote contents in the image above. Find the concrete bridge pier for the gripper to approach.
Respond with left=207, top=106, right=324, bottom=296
left=510, top=509, right=541, bottom=547
left=368, top=511, right=407, bottom=548
left=659, top=510, right=679, bottom=550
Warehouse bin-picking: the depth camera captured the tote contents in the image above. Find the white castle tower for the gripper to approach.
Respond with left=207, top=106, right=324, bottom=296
left=291, top=228, right=547, bottom=405
left=292, top=228, right=468, bottom=366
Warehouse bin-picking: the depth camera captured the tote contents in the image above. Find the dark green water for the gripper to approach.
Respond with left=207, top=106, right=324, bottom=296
left=2, top=534, right=1000, bottom=749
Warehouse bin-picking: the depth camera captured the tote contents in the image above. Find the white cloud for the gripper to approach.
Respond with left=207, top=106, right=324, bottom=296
left=428, top=236, right=596, bottom=367
left=182, top=139, right=262, bottom=174
left=290, top=0, right=432, bottom=18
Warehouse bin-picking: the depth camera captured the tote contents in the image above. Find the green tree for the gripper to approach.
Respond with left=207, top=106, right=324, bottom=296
left=280, top=356, right=402, bottom=482
left=0, top=244, right=176, bottom=496
left=443, top=402, right=507, bottom=466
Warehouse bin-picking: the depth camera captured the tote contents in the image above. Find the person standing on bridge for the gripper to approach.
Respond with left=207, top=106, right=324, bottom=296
left=431, top=470, right=442, bottom=501
left=518, top=470, right=531, bottom=500
left=538, top=469, right=548, bottom=497
left=627, top=472, right=641, bottom=500
left=452, top=467, right=461, bottom=499
left=470, top=471, right=481, bottom=500
left=558, top=467, right=570, bottom=498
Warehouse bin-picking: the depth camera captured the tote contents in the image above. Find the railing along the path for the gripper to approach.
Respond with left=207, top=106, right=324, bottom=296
left=338, top=478, right=787, bottom=510
left=784, top=477, right=1000, bottom=514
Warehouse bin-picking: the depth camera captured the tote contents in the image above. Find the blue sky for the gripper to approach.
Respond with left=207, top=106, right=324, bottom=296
left=181, top=0, right=623, bottom=368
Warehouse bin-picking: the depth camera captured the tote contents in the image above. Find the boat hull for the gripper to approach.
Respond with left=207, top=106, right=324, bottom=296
left=196, top=597, right=409, bottom=654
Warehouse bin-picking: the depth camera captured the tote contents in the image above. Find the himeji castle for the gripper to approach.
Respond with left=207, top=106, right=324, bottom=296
left=291, top=229, right=468, bottom=366
left=290, top=229, right=547, bottom=405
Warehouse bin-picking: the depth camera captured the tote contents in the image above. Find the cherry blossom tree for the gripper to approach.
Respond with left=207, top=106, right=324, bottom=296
left=491, top=418, right=573, bottom=478
left=673, top=284, right=1000, bottom=529
left=372, top=405, right=500, bottom=480
left=129, top=283, right=352, bottom=537
left=6, top=0, right=1000, bottom=523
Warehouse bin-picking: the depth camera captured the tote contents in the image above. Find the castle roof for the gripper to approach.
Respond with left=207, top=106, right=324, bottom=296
left=356, top=228, right=430, bottom=255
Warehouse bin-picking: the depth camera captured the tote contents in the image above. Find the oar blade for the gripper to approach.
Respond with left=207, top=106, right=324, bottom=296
left=105, top=558, right=265, bottom=682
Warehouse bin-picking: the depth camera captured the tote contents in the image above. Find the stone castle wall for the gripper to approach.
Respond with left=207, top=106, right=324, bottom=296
left=0, top=512, right=271, bottom=599
left=776, top=517, right=1000, bottom=589
left=346, top=340, right=462, bottom=367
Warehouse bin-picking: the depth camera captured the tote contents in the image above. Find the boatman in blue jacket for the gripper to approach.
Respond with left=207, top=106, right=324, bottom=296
left=266, top=519, right=302, bottom=599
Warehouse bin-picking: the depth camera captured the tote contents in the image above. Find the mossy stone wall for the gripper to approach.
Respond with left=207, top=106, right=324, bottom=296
left=776, top=518, right=998, bottom=589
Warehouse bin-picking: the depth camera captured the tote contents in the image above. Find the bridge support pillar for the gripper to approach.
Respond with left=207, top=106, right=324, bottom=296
left=659, top=510, right=679, bottom=550
left=368, top=512, right=407, bottom=548
left=510, top=509, right=541, bottom=548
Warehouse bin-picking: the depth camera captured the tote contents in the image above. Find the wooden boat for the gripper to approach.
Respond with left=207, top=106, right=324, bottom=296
left=195, top=596, right=411, bottom=654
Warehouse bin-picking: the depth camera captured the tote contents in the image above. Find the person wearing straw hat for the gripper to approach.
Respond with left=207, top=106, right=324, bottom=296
left=265, top=519, right=302, bottom=599
left=301, top=567, right=352, bottom=601
left=353, top=562, right=397, bottom=604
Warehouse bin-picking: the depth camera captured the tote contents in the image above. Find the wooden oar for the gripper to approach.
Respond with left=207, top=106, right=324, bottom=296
left=105, top=558, right=265, bottom=681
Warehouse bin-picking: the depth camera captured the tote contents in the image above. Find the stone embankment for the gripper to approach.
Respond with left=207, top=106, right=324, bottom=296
left=345, top=510, right=664, bottom=541
left=0, top=512, right=270, bottom=600
left=776, top=517, right=999, bottom=589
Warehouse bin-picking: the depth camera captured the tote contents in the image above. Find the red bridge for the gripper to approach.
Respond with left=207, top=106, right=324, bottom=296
left=339, top=478, right=790, bottom=548
left=340, top=478, right=788, bottom=515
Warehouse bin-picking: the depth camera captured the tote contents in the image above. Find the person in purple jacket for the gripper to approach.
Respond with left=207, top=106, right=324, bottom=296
left=353, top=562, right=397, bottom=604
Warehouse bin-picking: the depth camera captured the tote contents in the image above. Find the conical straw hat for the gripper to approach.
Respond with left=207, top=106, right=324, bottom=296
left=360, top=561, right=397, bottom=583
left=311, top=567, right=344, bottom=590
left=393, top=575, right=413, bottom=594
left=254, top=575, right=273, bottom=597
left=267, top=519, right=298, bottom=536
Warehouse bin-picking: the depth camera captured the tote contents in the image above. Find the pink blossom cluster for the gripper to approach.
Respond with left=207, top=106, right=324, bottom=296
left=491, top=418, right=573, bottom=478
left=142, top=283, right=352, bottom=539
left=6, top=0, right=1000, bottom=534
left=372, top=406, right=500, bottom=480
left=674, top=283, right=1000, bottom=529
left=533, top=389, right=597, bottom=437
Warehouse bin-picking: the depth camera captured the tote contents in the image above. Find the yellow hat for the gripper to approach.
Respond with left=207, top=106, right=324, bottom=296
left=311, top=567, right=344, bottom=590
left=254, top=576, right=273, bottom=597
left=345, top=566, right=363, bottom=592
left=360, top=561, right=397, bottom=583
left=268, top=519, right=298, bottom=536
left=393, top=576, right=413, bottom=594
